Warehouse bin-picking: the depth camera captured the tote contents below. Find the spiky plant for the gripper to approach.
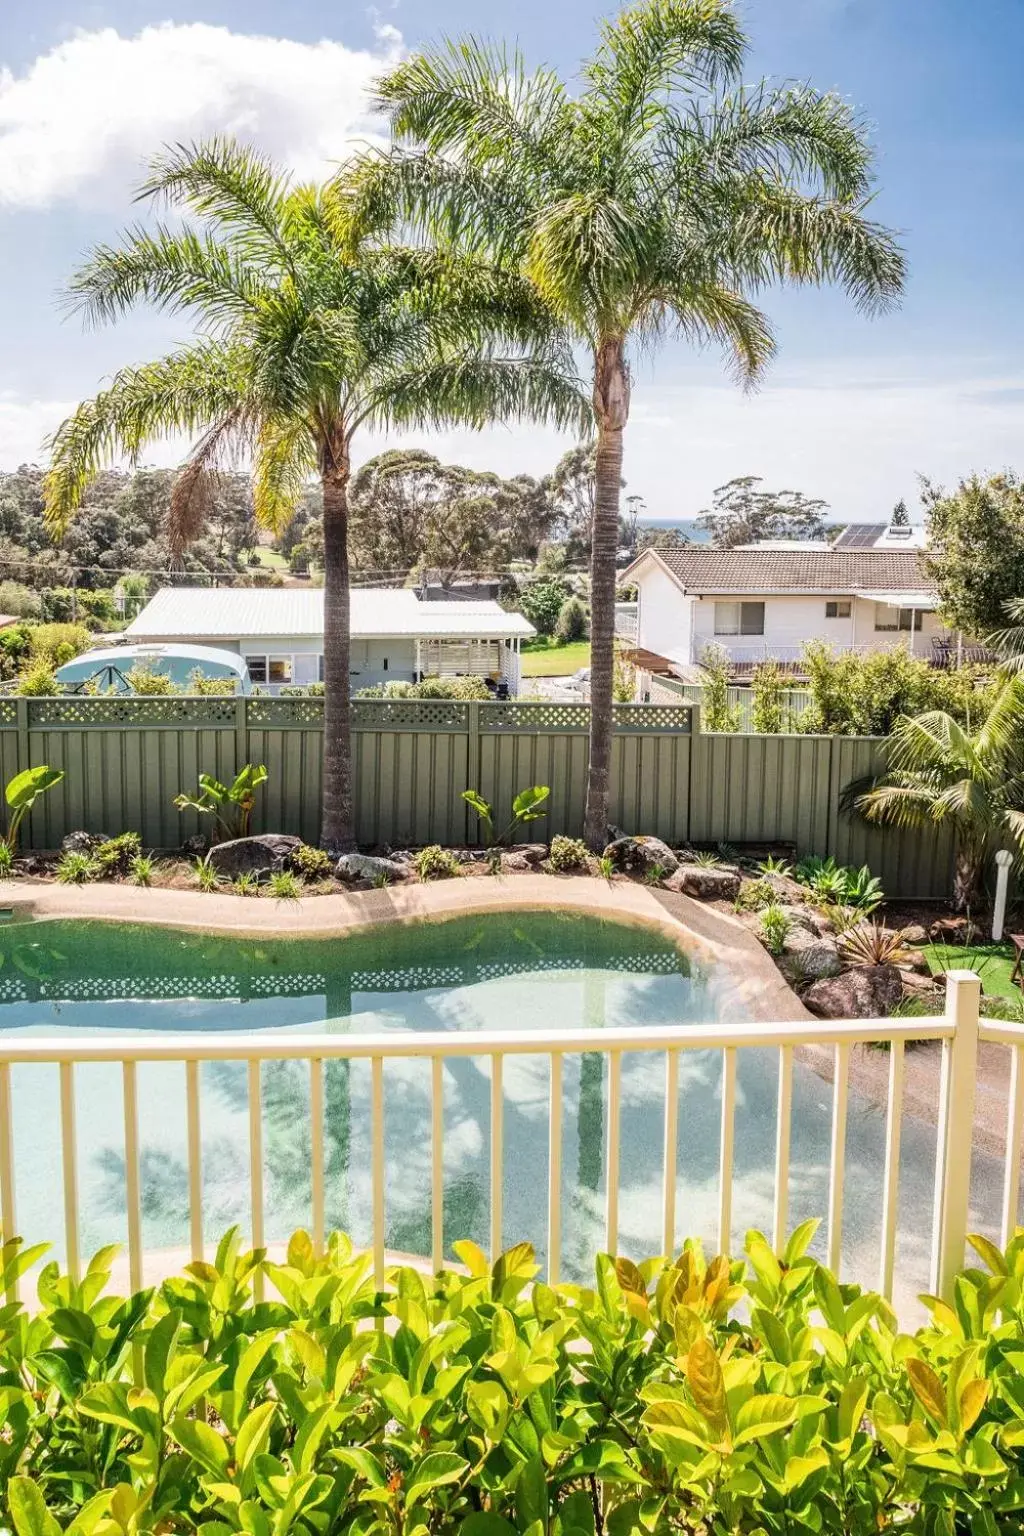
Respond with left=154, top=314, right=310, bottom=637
left=349, top=0, right=905, bottom=843
left=44, top=139, right=585, bottom=852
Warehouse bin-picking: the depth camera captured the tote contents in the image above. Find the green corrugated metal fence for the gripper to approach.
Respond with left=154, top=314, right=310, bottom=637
left=0, top=694, right=953, bottom=898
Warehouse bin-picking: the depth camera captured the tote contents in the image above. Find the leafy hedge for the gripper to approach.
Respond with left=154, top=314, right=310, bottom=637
left=2, top=1221, right=1024, bottom=1535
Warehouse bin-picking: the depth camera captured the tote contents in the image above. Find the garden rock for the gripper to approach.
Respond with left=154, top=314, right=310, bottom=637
left=763, top=874, right=807, bottom=906
left=803, top=963, right=904, bottom=1018
left=335, top=851, right=409, bottom=883
left=666, top=865, right=741, bottom=902
left=603, top=835, right=679, bottom=878
left=180, top=833, right=210, bottom=857
left=61, top=831, right=107, bottom=855
left=898, top=948, right=932, bottom=975
left=207, top=834, right=302, bottom=879
left=899, top=969, right=942, bottom=999
left=901, top=923, right=929, bottom=946
left=779, top=927, right=841, bottom=979
left=501, top=850, right=535, bottom=872
left=511, top=842, right=547, bottom=866
left=777, top=904, right=831, bottom=935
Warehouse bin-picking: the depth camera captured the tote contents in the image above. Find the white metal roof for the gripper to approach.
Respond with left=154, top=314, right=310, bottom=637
left=125, top=586, right=535, bottom=641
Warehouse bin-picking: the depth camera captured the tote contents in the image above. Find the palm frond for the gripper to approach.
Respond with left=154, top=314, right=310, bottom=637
left=168, top=408, right=254, bottom=560
left=252, top=418, right=317, bottom=534
left=637, top=278, right=775, bottom=385
left=584, top=0, right=744, bottom=118
left=374, top=39, right=565, bottom=176
left=64, top=224, right=268, bottom=330
left=139, top=138, right=292, bottom=265
left=729, top=189, right=906, bottom=316
left=44, top=343, right=248, bottom=532
left=365, top=354, right=590, bottom=437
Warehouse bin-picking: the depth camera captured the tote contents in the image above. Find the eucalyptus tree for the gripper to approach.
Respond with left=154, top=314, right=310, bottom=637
left=349, top=0, right=906, bottom=844
left=44, top=139, right=584, bottom=851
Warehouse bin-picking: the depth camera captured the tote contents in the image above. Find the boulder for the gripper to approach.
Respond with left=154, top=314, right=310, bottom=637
left=501, top=850, right=535, bottom=872
left=803, top=964, right=904, bottom=1019
left=207, top=834, right=302, bottom=879
left=61, top=831, right=107, bottom=855
left=778, top=927, right=842, bottom=980
left=763, top=874, right=808, bottom=906
left=666, top=865, right=742, bottom=902
left=510, top=842, right=547, bottom=866
left=777, top=904, right=831, bottom=936
left=335, top=851, right=409, bottom=883
left=899, top=969, right=943, bottom=999
left=180, top=832, right=210, bottom=857
left=901, top=923, right=929, bottom=947
left=929, top=915, right=977, bottom=946
left=603, top=836, right=680, bottom=878
left=898, top=948, right=932, bottom=975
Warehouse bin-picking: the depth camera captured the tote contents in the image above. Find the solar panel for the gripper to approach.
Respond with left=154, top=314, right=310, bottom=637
left=833, top=523, right=887, bottom=548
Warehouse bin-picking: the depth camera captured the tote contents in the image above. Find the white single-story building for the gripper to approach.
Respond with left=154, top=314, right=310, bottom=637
left=623, top=546, right=950, bottom=675
left=124, top=586, right=534, bottom=694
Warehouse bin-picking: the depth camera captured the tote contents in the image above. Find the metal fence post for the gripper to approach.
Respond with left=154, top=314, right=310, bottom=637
left=932, top=969, right=981, bottom=1299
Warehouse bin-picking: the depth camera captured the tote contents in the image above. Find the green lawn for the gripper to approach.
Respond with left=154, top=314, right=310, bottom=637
left=520, top=639, right=590, bottom=677
left=922, top=940, right=1018, bottom=997
left=253, top=546, right=289, bottom=571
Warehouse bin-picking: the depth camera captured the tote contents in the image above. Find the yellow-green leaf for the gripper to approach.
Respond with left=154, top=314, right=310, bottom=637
left=687, top=1338, right=727, bottom=1428
left=958, top=1378, right=988, bottom=1434
left=907, top=1359, right=947, bottom=1427
left=732, top=1394, right=797, bottom=1446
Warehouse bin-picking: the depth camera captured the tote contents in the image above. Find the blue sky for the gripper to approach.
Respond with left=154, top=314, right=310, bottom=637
left=1, top=0, right=1022, bottom=521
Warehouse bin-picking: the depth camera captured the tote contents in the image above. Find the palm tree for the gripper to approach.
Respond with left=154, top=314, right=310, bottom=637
left=851, top=677, right=1024, bottom=911
left=347, top=0, right=906, bottom=845
left=44, top=139, right=585, bottom=852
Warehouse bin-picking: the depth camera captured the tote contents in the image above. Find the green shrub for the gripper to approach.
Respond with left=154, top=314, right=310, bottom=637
left=759, top=902, right=791, bottom=954
left=414, top=843, right=460, bottom=880
left=27, top=622, right=91, bottom=667
left=55, top=850, right=94, bottom=884
left=16, top=661, right=58, bottom=695
left=735, top=877, right=776, bottom=911
left=794, top=855, right=884, bottom=914
left=0, top=841, right=12, bottom=875
left=267, top=868, right=301, bottom=900
left=3, top=1221, right=1024, bottom=1535
left=750, top=659, right=786, bottom=733
left=90, top=831, right=142, bottom=877
left=128, top=853, right=154, bottom=886
left=549, top=834, right=589, bottom=871
left=194, top=856, right=218, bottom=891
left=699, top=643, right=741, bottom=731
left=801, top=640, right=995, bottom=736
left=291, top=842, right=333, bottom=879
left=520, top=578, right=569, bottom=636
left=554, top=593, right=588, bottom=643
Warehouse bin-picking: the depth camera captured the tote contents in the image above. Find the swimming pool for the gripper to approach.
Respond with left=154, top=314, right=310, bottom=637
left=0, top=909, right=998, bottom=1294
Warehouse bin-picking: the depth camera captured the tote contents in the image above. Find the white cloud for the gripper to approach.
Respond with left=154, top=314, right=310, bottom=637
left=0, top=22, right=400, bottom=209
left=0, top=392, right=76, bottom=467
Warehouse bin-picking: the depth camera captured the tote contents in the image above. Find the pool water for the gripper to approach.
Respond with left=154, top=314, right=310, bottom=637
left=0, top=913, right=1003, bottom=1294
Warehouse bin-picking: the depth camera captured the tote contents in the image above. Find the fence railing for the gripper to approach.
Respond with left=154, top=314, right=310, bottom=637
left=2, top=970, right=1018, bottom=1313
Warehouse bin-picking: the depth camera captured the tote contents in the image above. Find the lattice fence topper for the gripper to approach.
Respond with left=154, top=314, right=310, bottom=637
left=350, top=699, right=470, bottom=731
left=477, top=701, right=692, bottom=733
left=26, top=696, right=239, bottom=727
left=0, top=700, right=16, bottom=727
left=246, top=696, right=324, bottom=728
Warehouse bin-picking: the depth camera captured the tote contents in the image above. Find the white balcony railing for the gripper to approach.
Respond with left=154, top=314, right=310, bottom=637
left=614, top=603, right=638, bottom=643
left=0, top=971, right=1018, bottom=1315
left=706, top=639, right=921, bottom=665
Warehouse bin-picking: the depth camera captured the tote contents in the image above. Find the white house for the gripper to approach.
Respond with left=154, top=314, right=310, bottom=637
left=623, top=546, right=948, bottom=675
left=124, top=586, right=534, bottom=694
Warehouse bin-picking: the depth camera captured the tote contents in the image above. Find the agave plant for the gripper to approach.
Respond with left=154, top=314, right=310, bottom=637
left=839, top=921, right=911, bottom=968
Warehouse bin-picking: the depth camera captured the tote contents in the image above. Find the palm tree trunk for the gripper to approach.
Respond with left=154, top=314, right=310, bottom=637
left=584, top=337, right=631, bottom=850
left=952, top=840, right=982, bottom=914
left=321, top=439, right=354, bottom=854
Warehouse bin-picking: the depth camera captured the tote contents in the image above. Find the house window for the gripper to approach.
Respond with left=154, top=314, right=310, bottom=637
left=825, top=600, right=852, bottom=619
left=874, top=604, right=914, bottom=632
left=714, top=601, right=764, bottom=636
left=243, top=654, right=293, bottom=685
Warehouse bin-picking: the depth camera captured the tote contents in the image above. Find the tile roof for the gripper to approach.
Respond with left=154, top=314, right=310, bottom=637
left=126, top=586, right=535, bottom=640
left=640, top=547, right=933, bottom=595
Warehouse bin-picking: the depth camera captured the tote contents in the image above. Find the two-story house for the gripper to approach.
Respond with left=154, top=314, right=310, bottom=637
left=623, top=545, right=947, bottom=676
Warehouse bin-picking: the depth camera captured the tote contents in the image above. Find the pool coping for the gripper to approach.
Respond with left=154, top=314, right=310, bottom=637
left=0, top=873, right=808, bottom=1024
